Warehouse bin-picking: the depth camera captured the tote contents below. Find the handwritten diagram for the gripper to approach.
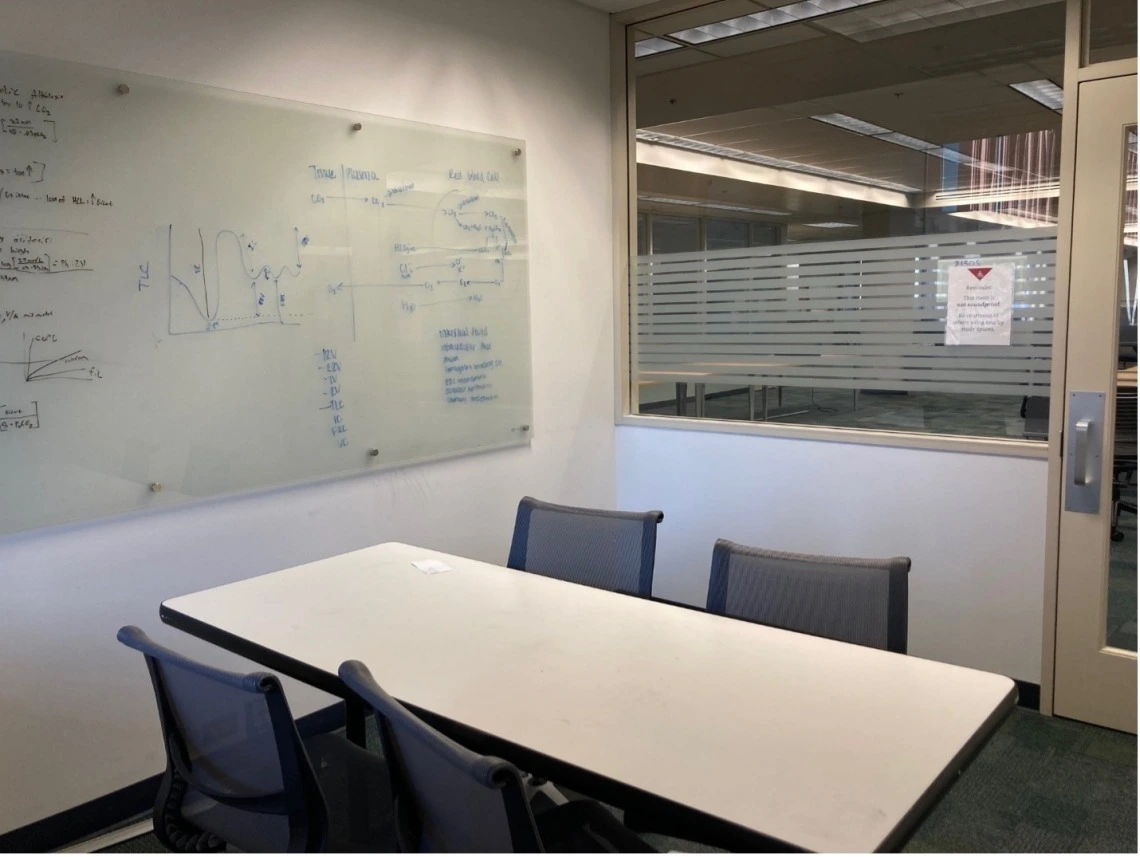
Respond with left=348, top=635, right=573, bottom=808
left=167, top=226, right=304, bottom=335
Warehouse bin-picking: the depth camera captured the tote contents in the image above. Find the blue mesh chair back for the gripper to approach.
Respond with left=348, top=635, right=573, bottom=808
left=706, top=540, right=911, bottom=654
left=118, top=626, right=327, bottom=852
left=507, top=496, right=664, bottom=596
left=338, top=659, right=539, bottom=853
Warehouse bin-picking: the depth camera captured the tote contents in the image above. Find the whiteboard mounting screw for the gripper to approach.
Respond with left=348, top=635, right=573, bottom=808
left=351, top=122, right=363, bottom=132
left=149, top=482, right=162, bottom=493
left=116, top=84, right=130, bottom=95
left=512, top=148, right=522, bottom=157
left=368, top=448, right=380, bottom=457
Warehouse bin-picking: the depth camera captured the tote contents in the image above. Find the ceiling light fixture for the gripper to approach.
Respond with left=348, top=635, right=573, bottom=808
left=636, top=129, right=921, bottom=194
left=638, top=195, right=789, bottom=216
left=666, top=0, right=886, bottom=46
left=949, top=209, right=1057, bottom=229
left=804, top=221, right=858, bottom=228
left=810, top=113, right=1000, bottom=172
left=634, top=37, right=683, bottom=58
left=812, top=112, right=890, bottom=136
left=1009, top=79, right=1064, bottom=112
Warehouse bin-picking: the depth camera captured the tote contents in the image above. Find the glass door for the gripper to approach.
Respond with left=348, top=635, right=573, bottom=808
left=1053, top=72, right=1137, bottom=733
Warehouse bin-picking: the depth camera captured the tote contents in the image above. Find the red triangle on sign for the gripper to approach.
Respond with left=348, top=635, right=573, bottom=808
left=967, top=267, right=992, bottom=280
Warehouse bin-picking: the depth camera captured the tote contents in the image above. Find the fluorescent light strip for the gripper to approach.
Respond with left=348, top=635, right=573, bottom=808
left=949, top=209, right=1057, bottom=229
left=667, top=0, right=885, bottom=45
left=811, top=113, right=997, bottom=171
left=634, top=37, right=683, bottom=58
left=804, top=221, right=857, bottom=228
left=1010, top=79, right=1063, bottom=112
left=636, top=129, right=920, bottom=194
left=638, top=194, right=789, bottom=216
left=813, top=112, right=889, bottom=136
left=933, top=180, right=1061, bottom=206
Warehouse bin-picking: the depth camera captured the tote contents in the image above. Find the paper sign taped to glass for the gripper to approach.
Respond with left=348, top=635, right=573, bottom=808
left=944, top=261, right=1015, bottom=346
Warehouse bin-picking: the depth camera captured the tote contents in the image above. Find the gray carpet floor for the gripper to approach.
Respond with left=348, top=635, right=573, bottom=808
left=100, top=708, right=1136, bottom=854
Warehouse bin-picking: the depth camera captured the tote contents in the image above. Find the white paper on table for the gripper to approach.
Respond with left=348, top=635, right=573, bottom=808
left=412, top=559, right=452, bottom=574
left=944, top=260, right=1015, bottom=346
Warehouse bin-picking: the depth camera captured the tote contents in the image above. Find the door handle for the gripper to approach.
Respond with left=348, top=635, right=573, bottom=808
left=1066, top=392, right=1105, bottom=514
left=1073, top=418, right=1092, bottom=486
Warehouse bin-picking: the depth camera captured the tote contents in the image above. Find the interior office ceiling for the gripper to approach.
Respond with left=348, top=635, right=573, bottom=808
left=574, top=0, right=658, bottom=11
left=634, top=0, right=1077, bottom=208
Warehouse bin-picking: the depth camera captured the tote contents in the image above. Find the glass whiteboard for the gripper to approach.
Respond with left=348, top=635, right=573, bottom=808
left=0, top=51, right=532, bottom=534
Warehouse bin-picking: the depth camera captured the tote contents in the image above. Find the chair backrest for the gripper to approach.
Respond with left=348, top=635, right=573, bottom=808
left=706, top=540, right=911, bottom=654
left=117, top=626, right=326, bottom=852
left=338, top=660, right=541, bottom=853
left=507, top=496, right=664, bottom=596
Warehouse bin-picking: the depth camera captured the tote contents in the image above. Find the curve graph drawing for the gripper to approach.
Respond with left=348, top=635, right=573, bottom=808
left=167, top=225, right=304, bottom=335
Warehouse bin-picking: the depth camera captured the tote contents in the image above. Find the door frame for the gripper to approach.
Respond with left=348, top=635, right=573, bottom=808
left=1041, top=0, right=1138, bottom=718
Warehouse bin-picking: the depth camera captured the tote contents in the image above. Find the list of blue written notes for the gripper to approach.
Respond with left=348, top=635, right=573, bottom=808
left=439, top=326, right=502, bottom=404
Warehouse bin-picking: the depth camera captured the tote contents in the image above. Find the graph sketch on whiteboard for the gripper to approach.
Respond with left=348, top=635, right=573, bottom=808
left=167, top=225, right=304, bottom=335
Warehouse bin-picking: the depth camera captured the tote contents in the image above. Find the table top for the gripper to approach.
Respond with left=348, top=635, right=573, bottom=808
left=162, top=542, right=1015, bottom=853
left=1119, top=365, right=1137, bottom=389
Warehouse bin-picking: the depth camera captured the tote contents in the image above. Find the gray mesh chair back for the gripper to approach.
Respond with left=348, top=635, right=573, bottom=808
left=118, top=626, right=327, bottom=852
left=508, top=496, right=664, bottom=596
left=338, top=659, right=540, bottom=853
left=707, top=540, right=911, bottom=653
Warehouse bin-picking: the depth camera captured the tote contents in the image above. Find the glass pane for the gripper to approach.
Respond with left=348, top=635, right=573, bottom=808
left=1107, top=126, right=1137, bottom=652
left=632, top=0, right=1066, bottom=439
left=705, top=219, right=749, bottom=250
left=1088, top=0, right=1138, bottom=65
left=650, top=215, right=700, bottom=254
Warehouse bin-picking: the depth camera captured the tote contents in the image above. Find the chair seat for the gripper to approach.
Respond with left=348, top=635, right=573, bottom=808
left=303, top=733, right=398, bottom=852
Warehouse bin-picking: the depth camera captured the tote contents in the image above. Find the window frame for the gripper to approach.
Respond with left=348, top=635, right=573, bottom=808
left=610, top=16, right=1053, bottom=461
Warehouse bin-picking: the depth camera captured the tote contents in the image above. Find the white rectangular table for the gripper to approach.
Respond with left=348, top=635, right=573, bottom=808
left=161, top=542, right=1016, bottom=853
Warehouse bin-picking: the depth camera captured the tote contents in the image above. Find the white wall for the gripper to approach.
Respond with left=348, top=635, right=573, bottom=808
left=0, top=0, right=613, bottom=834
left=617, top=425, right=1048, bottom=683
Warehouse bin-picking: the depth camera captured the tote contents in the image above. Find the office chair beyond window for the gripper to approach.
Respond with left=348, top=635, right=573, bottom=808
left=1112, top=392, right=1138, bottom=542
left=507, top=496, right=664, bottom=597
left=707, top=540, right=911, bottom=654
left=338, top=659, right=654, bottom=853
left=118, top=626, right=393, bottom=852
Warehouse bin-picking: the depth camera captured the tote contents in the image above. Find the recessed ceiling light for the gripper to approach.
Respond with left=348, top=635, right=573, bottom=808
left=949, top=209, right=1057, bottom=229
left=873, top=131, right=939, bottom=152
left=811, top=113, right=1002, bottom=172
left=636, top=129, right=921, bottom=193
left=638, top=195, right=789, bottom=216
left=635, top=37, right=683, bottom=58
left=667, top=0, right=886, bottom=46
left=812, top=112, right=890, bottom=136
left=804, top=221, right=857, bottom=228
left=1009, top=79, right=1064, bottom=112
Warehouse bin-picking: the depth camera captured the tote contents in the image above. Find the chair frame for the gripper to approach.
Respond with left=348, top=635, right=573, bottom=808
left=118, top=626, right=329, bottom=852
left=507, top=496, right=664, bottom=597
left=338, top=659, right=542, bottom=852
left=707, top=540, right=911, bottom=654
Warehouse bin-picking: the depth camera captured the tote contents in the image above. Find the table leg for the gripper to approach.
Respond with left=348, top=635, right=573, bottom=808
left=675, top=382, right=687, bottom=416
left=748, top=386, right=756, bottom=421
left=762, top=386, right=769, bottom=421
left=694, top=383, right=706, bottom=418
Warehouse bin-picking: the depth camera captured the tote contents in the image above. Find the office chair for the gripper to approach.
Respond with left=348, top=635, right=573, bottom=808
left=507, top=496, right=664, bottom=597
left=118, top=626, right=394, bottom=852
left=1112, top=392, right=1137, bottom=543
left=706, top=539, right=911, bottom=654
left=1119, top=307, right=1137, bottom=368
left=338, top=659, right=655, bottom=853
